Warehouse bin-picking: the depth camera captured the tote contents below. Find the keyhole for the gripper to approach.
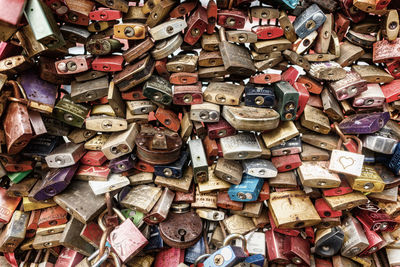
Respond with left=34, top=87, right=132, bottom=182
left=178, top=228, right=186, bottom=241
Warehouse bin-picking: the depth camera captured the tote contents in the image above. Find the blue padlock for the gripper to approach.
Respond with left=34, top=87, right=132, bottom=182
left=228, top=176, right=263, bottom=202
left=143, top=225, right=164, bottom=251
left=388, top=142, right=400, bottom=175
left=272, top=0, right=299, bottom=9
left=293, top=4, right=327, bottom=39
left=244, top=254, right=265, bottom=266
left=154, top=150, right=189, bottom=178
left=185, top=237, right=206, bottom=264
left=202, top=234, right=248, bottom=267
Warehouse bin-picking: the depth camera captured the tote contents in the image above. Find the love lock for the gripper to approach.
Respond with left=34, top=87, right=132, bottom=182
left=159, top=210, right=203, bottom=249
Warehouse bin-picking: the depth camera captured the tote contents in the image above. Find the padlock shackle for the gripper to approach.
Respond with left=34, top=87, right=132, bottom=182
left=223, top=233, right=247, bottom=248
left=218, top=27, right=227, bottom=42
left=91, top=247, right=110, bottom=267
left=194, top=253, right=211, bottom=267
left=337, top=135, right=363, bottom=154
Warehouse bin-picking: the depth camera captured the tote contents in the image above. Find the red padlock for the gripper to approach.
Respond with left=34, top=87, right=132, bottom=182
left=26, top=210, right=41, bottom=238
left=339, top=0, right=365, bottom=23
left=207, top=0, right=218, bottom=34
left=37, top=205, right=68, bottom=228
left=121, top=87, right=147, bottom=101
left=169, top=72, right=199, bottom=85
left=170, top=2, right=197, bottom=18
left=381, top=79, right=400, bottom=103
left=293, top=82, right=310, bottom=119
left=173, top=82, right=203, bottom=105
left=155, top=107, right=180, bottom=132
left=80, top=151, right=107, bottom=166
left=206, top=118, right=236, bottom=139
left=283, top=235, right=311, bottom=266
left=297, top=75, right=323, bottom=94
left=154, top=247, right=185, bottom=267
left=155, top=58, right=170, bottom=80
left=315, top=198, right=343, bottom=218
left=359, top=220, right=385, bottom=256
left=134, top=160, right=155, bottom=173
left=217, top=191, right=243, bottom=210
left=203, top=136, right=219, bottom=164
left=80, top=221, right=103, bottom=248
left=252, top=25, right=284, bottom=40
left=92, top=55, right=124, bottom=72
left=217, top=9, right=246, bottom=29
left=385, top=60, right=400, bottom=79
left=89, top=8, right=122, bottom=21
left=334, top=13, right=350, bottom=41
left=249, top=73, right=281, bottom=84
left=257, top=181, right=270, bottom=201
left=265, top=229, right=290, bottom=264
left=271, top=154, right=302, bottom=172
left=281, top=66, right=299, bottom=86
left=322, top=180, right=353, bottom=197
left=184, top=6, right=207, bottom=45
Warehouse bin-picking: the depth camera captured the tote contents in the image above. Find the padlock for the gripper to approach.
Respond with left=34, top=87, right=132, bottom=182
left=273, top=81, right=299, bottom=121
left=265, top=229, right=289, bottom=264
left=159, top=210, right=202, bottom=249
left=143, top=187, right=174, bottom=224
left=339, top=214, right=369, bottom=258
left=220, top=133, right=262, bottom=160
left=155, top=167, right=192, bottom=193
left=269, top=190, right=321, bottom=228
left=321, top=88, right=344, bottom=122
left=202, top=234, right=247, bottom=266
left=228, top=176, right=263, bottom=202
left=218, top=27, right=256, bottom=76
left=53, top=180, right=106, bottom=223
left=314, top=227, right=344, bottom=257
left=146, top=0, right=175, bottom=28
left=338, top=112, right=389, bottom=134
left=114, top=23, right=146, bottom=40
left=143, top=75, right=172, bottom=106
left=241, top=159, right=277, bottom=178
left=298, top=161, right=341, bottom=188
left=30, top=163, right=78, bottom=201
left=45, top=142, right=84, bottom=168
left=89, top=8, right=121, bottom=21
left=91, top=56, right=124, bottom=72
left=55, top=56, right=92, bottom=75
left=121, top=184, right=162, bottom=213
left=345, top=165, right=385, bottom=193
left=0, top=210, right=29, bottom=252
left=244, top=84, right=274, bottom=108
left=203, top=82, right=244, bottom=106
left=271, top=154, right=302, bottom=172
left=114, top=55, right=154, bottom=92
left=88, top=173, right=130, bottom=195
left=359, top=219, right=386, bottom=256
left=84, top=134, right=110, bottom=151
left=293, top=4, right=326, bottom=39
left=324, top=191, right=368, bottom=211
left=352, top=64, right=394, bottom=84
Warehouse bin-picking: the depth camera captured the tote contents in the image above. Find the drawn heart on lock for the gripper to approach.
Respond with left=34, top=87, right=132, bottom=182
left=339, top=156, right=355, bottom=169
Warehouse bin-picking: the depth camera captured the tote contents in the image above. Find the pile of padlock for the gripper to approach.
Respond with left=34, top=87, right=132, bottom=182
left=0, top=0, right=400, bottom=266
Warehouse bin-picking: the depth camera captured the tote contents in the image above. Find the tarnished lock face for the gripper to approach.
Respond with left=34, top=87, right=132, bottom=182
left=203, top=82, right=244, bottom=106
left=244, top=84, right=275, bottom=108
left=159, top=210, right=202, bottom=249
left=135, top=125, right=182, bottom=165
left=143, top=75, right=173, bottom=106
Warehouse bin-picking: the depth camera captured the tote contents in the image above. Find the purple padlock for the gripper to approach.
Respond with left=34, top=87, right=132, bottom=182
left=109, top=153, right=136, bottom=173
left=32, top=163, right=79, bottom=201
left=338, top=112, right=390, bottom=134
left=19, top=72, right=58, bottom=114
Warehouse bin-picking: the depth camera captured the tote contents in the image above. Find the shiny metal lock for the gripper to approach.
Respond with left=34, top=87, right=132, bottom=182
left=121, top=185, right=162, bottom=214
left=340, top=215, right=369, bottom=258
left=203, top=82, right=244, bottom=106
left=301, top=105, right=331, bottom=134
left=321, top=88, right=344, bottom=122
left=261, top=121, right=299, bottom=149
left=323, top=191, right=368, bottom=211
left=196, top=208, right=225, bottom=221
left=228, top=176, right=263, bottom=202
left=270, top=136, right=302, bottom=156
left=269, top=190, right=321, bottom=229
left=150, top=19, right=187, bottom=41
left=220, top=133, right=262, bottom=160
left=346, top=165, right=385, bottom=193
left=189, top=139, right=208, bottom=183
left=190, top=102, right=220, bottom=123
left=242, top=159, right=277, bottom=178
left=88, top=173, right=129, bottom=195
left=298, top=161, right=341, bottom=188
left=53, top=180, right=106, bottom=223
left=226, top=30, right=257, bottom=43
left=151, top=34, right=183, bottom=60
left=167, top=52, right=198, bottom=73
left=362, top=126, right=398, bottom=155
left=45, top=142, right=85, bottom=168
left=85, top=116, right=128, bottom=132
